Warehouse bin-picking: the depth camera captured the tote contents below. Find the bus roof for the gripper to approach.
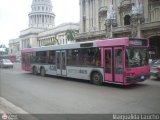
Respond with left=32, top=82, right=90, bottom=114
left=21, top=37, right=147, bottom=52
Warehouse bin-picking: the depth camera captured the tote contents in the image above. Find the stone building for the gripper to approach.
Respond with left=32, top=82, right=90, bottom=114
left=9, top=38, right=20, bottom=57
left=76, top=0, right=160, bottom=58
left=20, top=0, right=55, bottom=49
left=9, top=0, right=79, bottom=57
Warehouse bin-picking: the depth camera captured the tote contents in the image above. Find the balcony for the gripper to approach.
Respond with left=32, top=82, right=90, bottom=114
left=119, top=0, right=133, bottom=12
left=99, top=6, right=107, bottom=16
left=75, top=30, right=106, bottom=41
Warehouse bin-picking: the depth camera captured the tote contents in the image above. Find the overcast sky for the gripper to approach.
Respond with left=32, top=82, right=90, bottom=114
left=0, top=0, right=80, bottom=47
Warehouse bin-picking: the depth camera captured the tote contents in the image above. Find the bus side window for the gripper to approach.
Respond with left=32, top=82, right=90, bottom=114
left=48, top=51, right=55, bottom=64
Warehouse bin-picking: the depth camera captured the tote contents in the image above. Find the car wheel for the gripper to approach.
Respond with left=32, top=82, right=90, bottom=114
left=157, top=74, right=160, bottom=79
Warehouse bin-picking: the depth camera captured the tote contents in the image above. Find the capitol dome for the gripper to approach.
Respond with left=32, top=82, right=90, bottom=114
left=28, top=0, right=55, bottom=29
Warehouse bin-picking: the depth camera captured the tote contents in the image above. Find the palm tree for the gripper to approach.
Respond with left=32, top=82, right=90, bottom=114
left=65, top=29, right=79, bottom=42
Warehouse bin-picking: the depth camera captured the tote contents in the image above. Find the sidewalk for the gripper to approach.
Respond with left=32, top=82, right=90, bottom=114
left=0, top=97, right=38, bottom=120
left=0, top=97, right=28, bottom=114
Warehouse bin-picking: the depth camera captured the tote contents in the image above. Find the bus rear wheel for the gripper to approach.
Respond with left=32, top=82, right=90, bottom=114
left=91, top=72, right=103, bottom=85
left=33, top=67, right=38, bottom=75
left=40, top=67, right=46, bottom=77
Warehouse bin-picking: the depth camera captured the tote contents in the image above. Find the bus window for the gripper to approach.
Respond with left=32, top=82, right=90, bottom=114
left=81, top=48, right=101, bottom=66
left=126, top=48, right=148, bottom=68
left=36, top=51, right=47, bottom=63
left=48, top=51, right=55, bottom=64
left=67, top=48, right=101, bottom=66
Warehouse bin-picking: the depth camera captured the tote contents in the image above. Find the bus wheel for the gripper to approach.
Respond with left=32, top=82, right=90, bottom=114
left=33, top=67, right=38, bottom=75
left=91, top=72, right=103, bottom=85
left=40, top=67, right=46, bottom=77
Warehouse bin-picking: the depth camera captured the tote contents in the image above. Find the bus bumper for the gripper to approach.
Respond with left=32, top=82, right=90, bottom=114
left=125, top=74, right=150, bottom=84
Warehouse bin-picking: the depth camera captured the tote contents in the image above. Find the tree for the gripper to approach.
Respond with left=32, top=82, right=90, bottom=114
left=5, top=48, right=9, bottom=54
left=65, top=29, right=79, bottom=41
left=0, top=44, right=8, bottom=54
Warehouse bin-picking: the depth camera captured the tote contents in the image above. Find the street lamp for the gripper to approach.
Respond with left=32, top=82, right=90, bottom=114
left=105, top=4, right=117, bottom=38
left=131, top=0, right=144, bottom=37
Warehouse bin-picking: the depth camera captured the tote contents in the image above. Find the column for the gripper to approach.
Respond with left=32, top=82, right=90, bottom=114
left=92, top=0, right=95, bottom=30
left=95, top=0, right=99, bottom=31
left=86, top=0, right=90, bottom=32
left=143, top=0, right=148, bottom=22
left=80, top=0, right=83, bottom=32
left=89, top=0, right=91, bottom=30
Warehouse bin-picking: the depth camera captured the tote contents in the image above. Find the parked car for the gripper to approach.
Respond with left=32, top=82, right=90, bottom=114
left=0, top=59, right=13, bottom=68
left=150, top=59, right=160, bottom=79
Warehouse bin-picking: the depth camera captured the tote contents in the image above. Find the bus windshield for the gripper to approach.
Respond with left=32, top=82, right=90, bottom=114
left=126, top=48, right=148, bottom=68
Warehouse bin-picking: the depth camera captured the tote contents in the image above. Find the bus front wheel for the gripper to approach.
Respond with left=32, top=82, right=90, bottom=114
left=40, top=67, right=46, bottom=77
left=91, top=72, right=103, bottom=85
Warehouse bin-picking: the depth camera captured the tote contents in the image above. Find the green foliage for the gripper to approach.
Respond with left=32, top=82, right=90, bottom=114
left=65, top=29, right=79, bottom=41
left=44, top=39, right=57, bottom=46
left=0, top=44, right=8, bottom=54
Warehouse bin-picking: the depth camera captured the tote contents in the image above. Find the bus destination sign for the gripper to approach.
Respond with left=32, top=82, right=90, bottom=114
left=129, top=38, right=148, bottom=46
left=129, top=40, right=142, bottom=46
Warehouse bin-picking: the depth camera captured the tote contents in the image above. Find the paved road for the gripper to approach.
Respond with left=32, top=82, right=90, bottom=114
left=0, top=63, right=160, bottom=114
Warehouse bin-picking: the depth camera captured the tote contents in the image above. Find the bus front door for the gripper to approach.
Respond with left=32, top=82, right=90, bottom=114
left=104, top=47, right=124, bottom=83
left=104, top=48, right=113, bottom=82
left=114, top=47, right=124, bottom=83
left=56, top=51, right=67, bottom=76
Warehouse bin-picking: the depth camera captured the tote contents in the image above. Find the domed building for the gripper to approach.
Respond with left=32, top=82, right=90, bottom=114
left=28, top=0, right=55, bottom=29
left=9, top=0, right=79, bottom=57
left=19, top=0, right=56, bottom=49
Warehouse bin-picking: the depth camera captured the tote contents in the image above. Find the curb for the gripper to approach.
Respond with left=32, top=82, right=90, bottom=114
left=0, top=97, right=39, bottom=120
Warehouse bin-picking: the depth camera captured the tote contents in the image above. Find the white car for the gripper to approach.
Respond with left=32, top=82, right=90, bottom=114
left=0, top=59, right=13, bottom=68
left=150, top=60, right=160, bottom=79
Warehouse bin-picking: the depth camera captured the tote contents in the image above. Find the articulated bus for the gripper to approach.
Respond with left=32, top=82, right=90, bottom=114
left=21, top=37, right=150, bottom=86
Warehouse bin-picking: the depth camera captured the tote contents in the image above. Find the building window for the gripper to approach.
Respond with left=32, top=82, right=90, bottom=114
left=124, top=15, right=131, bottom=25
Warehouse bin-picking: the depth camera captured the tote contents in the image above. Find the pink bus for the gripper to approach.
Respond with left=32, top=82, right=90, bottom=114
left=21, top=37, right=150, bottom=86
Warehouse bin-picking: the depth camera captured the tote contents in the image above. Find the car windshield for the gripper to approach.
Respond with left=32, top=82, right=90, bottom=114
left=153, top=60, right=160, bottom=65
left=2, top=59, right=12, bottom=63
left=126, top=48, right=148, bottom=68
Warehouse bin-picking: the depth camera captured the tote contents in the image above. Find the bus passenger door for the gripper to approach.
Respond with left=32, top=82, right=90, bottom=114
left=104, top=48, right=113, bottom=82
left=114, top=47, right=124, bottom=83
left=61, top=51, right=67, bottom=76
left=56, top=51, right=67, bottom=76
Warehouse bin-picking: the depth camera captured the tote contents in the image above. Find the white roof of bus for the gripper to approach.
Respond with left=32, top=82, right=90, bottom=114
left=22, top=37, right=134, bottom=52
left=32, top=41, right=96, bottom=51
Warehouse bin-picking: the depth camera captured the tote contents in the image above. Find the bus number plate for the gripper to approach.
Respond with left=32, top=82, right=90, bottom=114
left=141, top=76, right=144, bottom=79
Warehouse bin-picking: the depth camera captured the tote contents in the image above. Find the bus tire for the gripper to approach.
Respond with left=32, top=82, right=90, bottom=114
left=40, top=67, right=46, bottom=77
left=91, top=72, right=103, bottom=85
left=33, top=67, right=38, bottom=75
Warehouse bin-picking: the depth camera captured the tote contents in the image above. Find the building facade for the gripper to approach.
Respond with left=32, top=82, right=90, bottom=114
left=76, top=0, right=160, bottom=58
left=9, top=38, right=20, bottom=57
left=77, top=0, right=160, bottom=39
